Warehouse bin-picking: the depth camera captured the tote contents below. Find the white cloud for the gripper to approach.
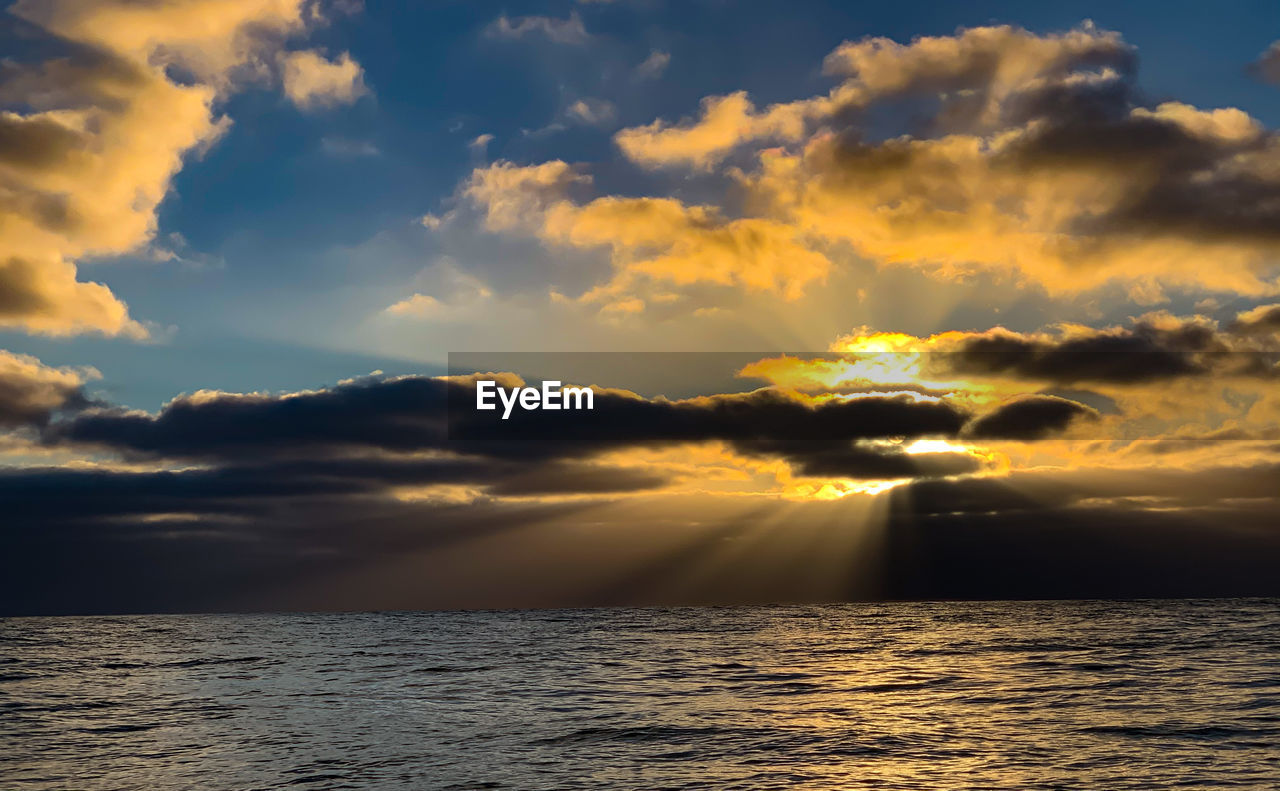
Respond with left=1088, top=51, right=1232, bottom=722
left=485, top=12, right=591, bottom=45
left=634, top=49, right=670, bottom=80
left=385, top=258, right=494, bottom=321
left=566, top=98, right=617, bottom=126
left=469, top=133, right=495, bottom=156
left=280, top=50, right=368, bottom=110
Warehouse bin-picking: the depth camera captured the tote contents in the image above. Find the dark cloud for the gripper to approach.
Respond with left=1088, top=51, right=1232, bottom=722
left=932, top=314, right=1280, bottom=384
left=0, top=349, right=95, bottom=427
left=1230, top=303, right=1280, bottom=335
left=4, top=460, right=1279, bottom=614
left=449, top=386, right=972, bottom=447
left=43, top=372, right=1104, bottom=488
left=9, top=371, right=1260, bottom=615
left=1003, top=112, right=1242, bottom=175
left=0, top=456, right=664, bottom=527
left=965, top=395, right=1097, bottom=440
left=49, top=375, right=985, bottom=461
left=0, top=39, right=149, bottom=112
left=989, top=54, right=1280, bottom=247
left=49, top=376, right=452, bottom=459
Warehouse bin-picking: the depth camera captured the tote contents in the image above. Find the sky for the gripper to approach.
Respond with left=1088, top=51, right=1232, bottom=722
left=2, top=0, right=1280, bottom=614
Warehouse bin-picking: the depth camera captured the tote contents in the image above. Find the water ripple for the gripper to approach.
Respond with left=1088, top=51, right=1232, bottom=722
left=0, top=599, right=1277, bottom=790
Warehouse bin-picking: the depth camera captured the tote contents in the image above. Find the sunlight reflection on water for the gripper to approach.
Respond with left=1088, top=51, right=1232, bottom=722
left=2, top=599, right=1279, bottom=790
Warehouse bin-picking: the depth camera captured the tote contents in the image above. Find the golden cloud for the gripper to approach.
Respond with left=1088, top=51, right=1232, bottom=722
left=614, top=24, right=1133, bottom=169
left=604, top=23, right=1280, bottom=298
left=1, top=0, right=364, bottom=336
left=614, top=91, right=815, bottom=170
left=464, top=161, right=831, bottom=311
left=0, top=348, right=98, bottom=426
left=281, top=50, right=367, bottom=110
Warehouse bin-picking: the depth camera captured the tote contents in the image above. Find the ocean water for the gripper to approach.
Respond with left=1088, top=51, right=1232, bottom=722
left=2, top=600, right=1279, bottom=790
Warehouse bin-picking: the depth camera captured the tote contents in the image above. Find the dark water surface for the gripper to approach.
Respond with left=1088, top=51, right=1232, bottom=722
left=2, top=600, right=1279, bottom=790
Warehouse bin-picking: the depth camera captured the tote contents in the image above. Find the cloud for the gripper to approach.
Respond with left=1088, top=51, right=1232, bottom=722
left=5, top=449, right=1280, bottom=613
left=385, top=261, right=493, bottom=321
left=566, top=98, right=617, bottom=126
left=615, top=91, right=812, bottom=170
left=280, top=50, right=367, bottom=110
left=603, top=24, right=1280, bottom=297
left=744, top=101, right=1280, bottom=297
left=467, top=133, right=495, bottom=158
left=385, top=293, right=449, bottom=318
left=820, top=23, right=1133, bottom=120
left=1229, top=303, right=1280, bottom=335
left=463, top=160, right=832, bottom=307
left=34, top=369, right=1109, bottom=522
left=965, top=395, right=1097, bottom=439
left=0, top=0, right=359, bottom=337
left=8, top=366, right=1280, bottom=613
left=739, top=316, right=1280, bottom=442
left=1251, top=41, right=1280, bottom=84
left=633, top=49, right=670, bottom=81
left=45, top=375, right=976, bottom=462
left=928, top=313, right=1280, bottom=384
left=485, top=12, right=591, bottom=45
left=320, top=136, right=380, bottom=157
left=615, top=24, right=1133, bottom=171
left=0, top=350, right=98, bottom=427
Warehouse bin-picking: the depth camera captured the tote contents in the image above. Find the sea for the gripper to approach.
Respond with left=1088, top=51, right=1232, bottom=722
left=2, top=599, right=1278, bottom=790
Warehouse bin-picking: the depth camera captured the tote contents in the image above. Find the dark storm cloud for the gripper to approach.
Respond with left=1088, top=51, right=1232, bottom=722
left=965, top=395, right=1097, bottom=440
left=450, top=387, right=971, bottom=447
left=933, top=315, right=1280, bottom=384
left=48, top=374, right=996, bottom=461
left=21, top=373, right=992, bottom=533
left=0, top=455, right=667, bottom=528
left=48, top=376, right=454, bottom=459
left=41, top=373, right=1099, bottom=489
